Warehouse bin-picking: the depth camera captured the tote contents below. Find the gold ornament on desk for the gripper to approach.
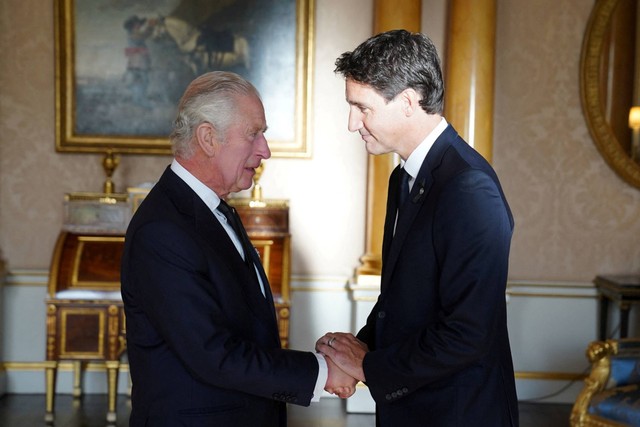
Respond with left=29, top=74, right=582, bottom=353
left=102, top=149, right=121, bottom=194
left=249, top=162, right=267, bottom=208
left=227, top=162, right=288, bottom=210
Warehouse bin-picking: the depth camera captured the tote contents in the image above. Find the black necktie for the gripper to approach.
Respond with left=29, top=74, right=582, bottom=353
left=217, top=200, right=255, bottom=269
left=398, top=168, right=411, bottom=209
left=217, top=200, right=270, bottom=300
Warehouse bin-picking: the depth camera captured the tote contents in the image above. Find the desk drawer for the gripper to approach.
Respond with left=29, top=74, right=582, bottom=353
left=236, top=207, right=288, bottom=233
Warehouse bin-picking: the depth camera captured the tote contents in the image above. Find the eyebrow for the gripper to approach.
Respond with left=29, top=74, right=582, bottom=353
left=249, top=125, right=268, bottom=134
left=346, top=97, right=364, bottom=107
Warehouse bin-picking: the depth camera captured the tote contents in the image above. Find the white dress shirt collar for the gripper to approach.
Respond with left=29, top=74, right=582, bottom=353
left=169, top=158, right=248, bottom=265
left=170, top=159, right=222, bottom=212
left=169, top=161, right=268, bottom=297
left=401, top=117, right=448, bottom=183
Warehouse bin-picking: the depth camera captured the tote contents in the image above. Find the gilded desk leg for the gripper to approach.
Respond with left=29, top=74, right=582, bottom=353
left=105, top=360, right=120, bottom=424
left=72, top=360, right=84, bottom=398
left=44, top=361, right=58, bottom=425
left=277, top=306, right=290, bottom=349
left=620, top=302, right=631, bottom=338
left=45, top=303, right=58, bottom=424
left=598, top=294, right=609, bottom=340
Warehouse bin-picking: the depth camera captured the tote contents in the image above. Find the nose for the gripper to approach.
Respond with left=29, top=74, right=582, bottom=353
left=256, top=133, right=271, bottom=159
left=347, top=108, right=363, bottom=133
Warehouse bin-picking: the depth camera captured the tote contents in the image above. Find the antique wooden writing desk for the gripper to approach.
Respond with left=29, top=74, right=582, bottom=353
left=45, top=231, right=126, bottom=425
left=44, top=198, right=291, bottom=424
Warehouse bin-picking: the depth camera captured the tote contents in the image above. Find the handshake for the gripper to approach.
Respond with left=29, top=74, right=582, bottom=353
left=315, top=332, right=368, bottom=399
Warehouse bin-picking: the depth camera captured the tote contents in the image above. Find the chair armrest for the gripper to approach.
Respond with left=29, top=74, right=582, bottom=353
left=571, top=339, right=640, bottom=426
left=571, top=340, right=615, bottom=426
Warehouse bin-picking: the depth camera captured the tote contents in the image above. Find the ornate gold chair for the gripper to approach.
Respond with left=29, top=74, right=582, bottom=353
left=571, top=339, right=640, bottom=426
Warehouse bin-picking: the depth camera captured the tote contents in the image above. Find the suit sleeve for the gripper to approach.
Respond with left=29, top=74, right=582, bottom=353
left=362, top=169, right=513, bottom=402
left=123, top=220, right=319, bottom=405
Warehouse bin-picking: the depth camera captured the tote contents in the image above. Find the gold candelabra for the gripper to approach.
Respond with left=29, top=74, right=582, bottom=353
left=629, top=107, right=640, bottom=162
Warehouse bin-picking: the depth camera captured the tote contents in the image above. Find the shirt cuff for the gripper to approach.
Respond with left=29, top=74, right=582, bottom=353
left=312, top=353, right=328, bottom=402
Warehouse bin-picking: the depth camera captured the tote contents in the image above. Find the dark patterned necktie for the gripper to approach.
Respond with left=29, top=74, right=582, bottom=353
left=398, top=168, right=411, bottom=209
left=218, top=200, right=270, bottom=300
left=217, top=200, right=255, bottom=269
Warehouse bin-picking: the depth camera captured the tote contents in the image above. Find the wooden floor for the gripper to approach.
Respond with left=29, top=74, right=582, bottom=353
left=0, top=394, right=572, bottom=426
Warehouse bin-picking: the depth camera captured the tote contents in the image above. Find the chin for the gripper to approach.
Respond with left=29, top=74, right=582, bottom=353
left=239, top=177, right=254, bottom=191
left=365, top=144, right=383, bottom=156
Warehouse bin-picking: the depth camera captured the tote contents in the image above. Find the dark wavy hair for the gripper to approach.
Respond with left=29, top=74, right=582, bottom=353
left=334, top=29, right=444, bottom=114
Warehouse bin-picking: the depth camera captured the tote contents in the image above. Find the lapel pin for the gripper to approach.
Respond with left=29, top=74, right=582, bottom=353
left=412, top=180, right=426, bottom=203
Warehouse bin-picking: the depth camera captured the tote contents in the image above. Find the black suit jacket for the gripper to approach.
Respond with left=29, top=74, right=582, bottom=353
left=121, top=167, right=318, bottom=427
left=357, top=125, right=519, bottom=426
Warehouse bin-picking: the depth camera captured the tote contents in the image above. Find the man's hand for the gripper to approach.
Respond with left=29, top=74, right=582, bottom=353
left=316, top=332, right=368, bottom=382
left=324, top=355, right=357, bottom=398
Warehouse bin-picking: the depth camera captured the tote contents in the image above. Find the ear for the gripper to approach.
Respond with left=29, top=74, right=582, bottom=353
left=399, top=88, right=421, bottom=117
left=195, top=122, right=218, bottom=157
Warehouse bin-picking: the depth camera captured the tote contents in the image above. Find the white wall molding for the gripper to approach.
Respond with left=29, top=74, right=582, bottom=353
left=1, top=271, right=607, bottom=404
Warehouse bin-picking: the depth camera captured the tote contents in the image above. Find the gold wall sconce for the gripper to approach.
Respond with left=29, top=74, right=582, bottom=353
left=629, top=106, right=640, bottom=162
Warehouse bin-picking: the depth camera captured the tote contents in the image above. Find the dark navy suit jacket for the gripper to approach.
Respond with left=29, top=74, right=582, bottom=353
left=121, top=167, right=318, bottom=427
left=357, top=125, right=519, bottom=426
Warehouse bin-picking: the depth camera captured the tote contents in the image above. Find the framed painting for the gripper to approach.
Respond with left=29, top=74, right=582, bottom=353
left=54, top=0, right=314, bottom=157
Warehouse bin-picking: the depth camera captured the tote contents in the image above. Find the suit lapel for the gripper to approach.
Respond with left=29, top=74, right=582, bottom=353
left=381, top=173, right=433, bottom=291
left=195, top=205, right=278, bottom=332
left=381, top=126, right=457, bottom=290
left=382, top=166, right=401, bottom=261
left=197, top=202, right=280, bottom=344
left=160, top=168, right=280, bottom=345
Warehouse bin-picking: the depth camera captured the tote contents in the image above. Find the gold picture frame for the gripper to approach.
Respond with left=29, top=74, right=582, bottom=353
left=54, top=0, right=314, bottom=157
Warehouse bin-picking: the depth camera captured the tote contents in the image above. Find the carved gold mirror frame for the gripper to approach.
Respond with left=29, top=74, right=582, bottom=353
left=581, top=0, right=640, bottom=188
